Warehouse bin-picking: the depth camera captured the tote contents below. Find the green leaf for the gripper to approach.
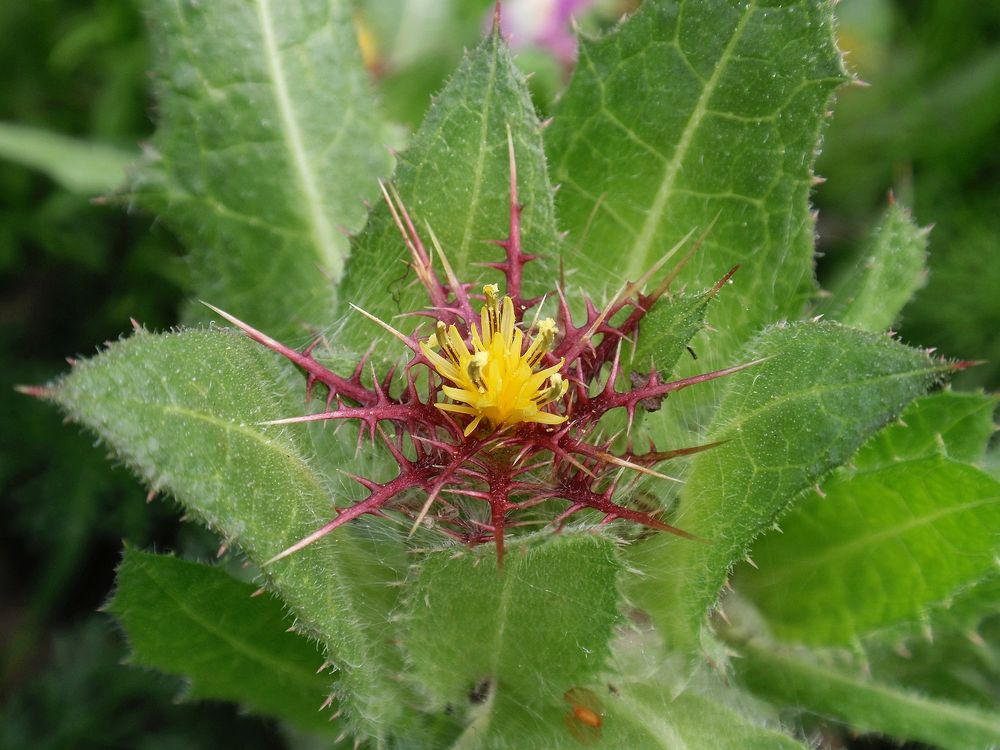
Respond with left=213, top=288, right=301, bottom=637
left=629, top=286, right=718, bottom=380
left=108, top=548, right=336, bottom=733
left=737, top=640, right=1000, bottom=750
left=739, top=457, right=1000, bottom=644
left=818, top=200, right=929, bottom=332
left=132, top=0, right=392, bottom=339
left=49, top=330, right=416, bottom=741
left=464, top=680, right=808, bottom=750
left=865, top=590, right=1000, bottom=711
left=738, top=390, right=998, bottom=643
left=546, top=0, right=847, bottom=361
left=404, top=533, right=620, bottom=713
left=444, top=630, right=808, bottom=750
left=604, top=685, right=806, bottom=750
left=628, top=321, right=949, bottom=651
left=0, top=121, right=134, bottom=194
left=341, top=29, right=559, bottom=348
left=853, top=390, right=997, bottom=469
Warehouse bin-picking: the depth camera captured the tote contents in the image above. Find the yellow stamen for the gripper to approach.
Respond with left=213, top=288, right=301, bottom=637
left=420, top=286, right=568, bottom=436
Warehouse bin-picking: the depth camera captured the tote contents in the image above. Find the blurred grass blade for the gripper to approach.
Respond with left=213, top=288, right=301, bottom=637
left=0, top=121, right=133, bottom=194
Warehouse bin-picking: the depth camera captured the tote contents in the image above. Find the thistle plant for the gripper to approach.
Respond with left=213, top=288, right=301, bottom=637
left=24, top=1, right=1000, bottom=749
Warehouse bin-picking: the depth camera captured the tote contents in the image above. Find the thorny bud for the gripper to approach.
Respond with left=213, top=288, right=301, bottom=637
left=213, top=132, right=752, bottom=567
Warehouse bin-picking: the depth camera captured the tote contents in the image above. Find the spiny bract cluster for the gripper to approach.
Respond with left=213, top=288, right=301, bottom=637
left=211, top=138, right=753, bottom=566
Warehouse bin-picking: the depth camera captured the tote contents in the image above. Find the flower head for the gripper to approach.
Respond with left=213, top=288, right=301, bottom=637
left=421, top=284, right=567, bottom=436
left=210, top=134, right=754, bottom=567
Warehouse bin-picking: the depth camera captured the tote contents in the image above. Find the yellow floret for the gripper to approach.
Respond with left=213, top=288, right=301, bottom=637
left=420, top=286, right=568, bottom=436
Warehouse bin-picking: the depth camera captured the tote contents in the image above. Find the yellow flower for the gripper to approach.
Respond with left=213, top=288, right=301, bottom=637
left=420, top=284, right=568, bottom=436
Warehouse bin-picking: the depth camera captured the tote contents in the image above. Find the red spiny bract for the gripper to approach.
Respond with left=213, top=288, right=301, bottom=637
left=209, top=135, right=752, bottom=567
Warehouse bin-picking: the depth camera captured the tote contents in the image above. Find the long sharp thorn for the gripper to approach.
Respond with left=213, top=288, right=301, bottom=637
left=15, top=384, right=53, bottom=398
left=407, top=484, right=443, bottom=539
left=350, top=303, right=420, bottom=353
left=202, top=302, right=374, bottom=405
left=425, top=222, right=475, bottom=322
left=595, top=452, right=683, bottom=483
left=260, top=413, right=343, bottom=426
left=627, top=226, right=697, bottom=299
left=644, top=357, right=772, bottom=400
left=656, top=216, right=720, bottom=294
left=265, top=518, right=345, bottom=566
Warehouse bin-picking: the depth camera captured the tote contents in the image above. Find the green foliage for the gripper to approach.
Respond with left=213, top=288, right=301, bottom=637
left=343, top=29, right=558, bottom=336
left=818, top=200, right=928, bottom=332
left=405, top=534, right=620, bottom=710
left=866, top=593, right=1000, bottom=711
left=49, top=329, right=413, bottom=740
left=0, top=122, right=133, bottom=194
left=817, top=1, right=1000, bottom=389
left=737, top=641, right=1000, bottom=750
left=741, top=457, right=1000, bottom=644
left=0, top=619, right=286, bottom=750
left=604, top=685, right=807, bottom=750
left=133, top=0, right=393, bottom=340
left=108, top=548, right=337, bottom=733
left=854, top=390, right=997, bottom=467
left=740, top=390, right=1000, bottom=643
left=630, top=321, right=948, bottom=649
left=630, top=286, right=717, bottom=379
left=546, top=0, right=847, bottom=364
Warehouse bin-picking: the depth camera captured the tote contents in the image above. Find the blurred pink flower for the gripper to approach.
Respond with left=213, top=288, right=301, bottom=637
left=495, top=0, right=598, bottom=64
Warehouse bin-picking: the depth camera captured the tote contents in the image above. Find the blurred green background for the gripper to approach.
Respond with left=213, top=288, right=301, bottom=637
left=1, top=1, right=997, bottom=747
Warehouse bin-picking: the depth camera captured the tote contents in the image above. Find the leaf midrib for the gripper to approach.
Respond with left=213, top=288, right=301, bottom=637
left=455, top=37, right=500, bottom=271
left=254, top=0, right=342, bottom=276
left=623, top=0, right=756, bottom=281
left=614, top=688, right=688, bottom=750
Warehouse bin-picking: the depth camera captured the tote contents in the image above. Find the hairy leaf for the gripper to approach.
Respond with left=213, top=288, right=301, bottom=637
left=740, top=457, right=1000, bottom=644
left=108, top=548, right=336, bottom=733
left=440, top=638, right=807, bottom=750
left=630, top=287, right=717, bottom=380
left=132, top=0, right=392, bottom=339
left=738, top=390, right=998, bottom=643
left=546, top=0, right=847, bottom=363
left=342, top=28, right=558, bottom=352
left=628, top=321, right=950, bottom=651
left=464, top=684, right=808, bottom=750
left=818, top=200, right=929, bottom=332
left=50, top=330, right=416, bottom=741
left=738, top=641, right=1000, bottom=750
left=603, top=685, right=806, bottom=750
left=404, top=533, right=620, bottom=715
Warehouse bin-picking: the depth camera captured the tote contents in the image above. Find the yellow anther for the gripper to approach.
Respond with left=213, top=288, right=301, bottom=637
left=535, top=373, right=568, bottom=405
left=525, top=318, right=557, bottom=365
left=466, top=352, right=489, bottom=392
